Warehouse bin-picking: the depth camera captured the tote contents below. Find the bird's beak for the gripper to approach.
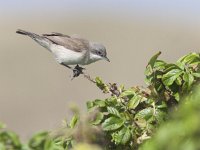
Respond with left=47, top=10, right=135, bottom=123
left=104, top=56, right=110, bottom=62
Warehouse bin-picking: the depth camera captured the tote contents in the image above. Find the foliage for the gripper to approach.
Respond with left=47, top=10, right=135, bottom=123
left=0, top=52, right=200, bottom=150
left=85, top=52, right=200, bottom=149
left=140, top=84, right=200, bottom=150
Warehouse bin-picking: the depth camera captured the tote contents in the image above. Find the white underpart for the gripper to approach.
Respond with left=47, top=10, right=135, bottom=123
left=31, top=36, right=104, bottom=66
left=49, top=44, right=88, bottom=65
left=49, top=44, right=102, bottom=66
left=88, top=53, right=102, bottom=64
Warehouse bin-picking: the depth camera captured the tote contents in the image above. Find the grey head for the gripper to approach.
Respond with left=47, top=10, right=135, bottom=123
left=89, top=42, right=110, bottom=62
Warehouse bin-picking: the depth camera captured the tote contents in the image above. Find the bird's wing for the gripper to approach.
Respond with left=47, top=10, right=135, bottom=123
left=42, top=32, right=71, bottom=37
left=42, top=33, right=89, bottom=52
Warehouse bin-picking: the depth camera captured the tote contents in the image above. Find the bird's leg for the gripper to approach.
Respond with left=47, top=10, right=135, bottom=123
left=61, top=63, right=85, bottom=78
left=61, top=63, right=72, bottom=69
left=73, top=65, right=85, bottom=77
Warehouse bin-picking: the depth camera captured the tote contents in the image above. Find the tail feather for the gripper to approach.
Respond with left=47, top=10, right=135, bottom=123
left=16, top=29, right=33, bottom=36
left=16, top=29, right=51, bottom=51
left=16, top=29, right=42, bottom=40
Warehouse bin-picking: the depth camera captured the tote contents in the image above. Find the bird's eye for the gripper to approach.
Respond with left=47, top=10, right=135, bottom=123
left=97, top=51, right=102, bottom=56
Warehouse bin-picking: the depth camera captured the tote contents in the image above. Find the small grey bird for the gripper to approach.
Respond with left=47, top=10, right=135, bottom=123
left=16, top=29, right=109, bottom=77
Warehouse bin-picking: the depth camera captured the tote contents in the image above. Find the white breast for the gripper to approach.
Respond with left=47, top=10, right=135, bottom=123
left=50, top=44, right=86, bottom=65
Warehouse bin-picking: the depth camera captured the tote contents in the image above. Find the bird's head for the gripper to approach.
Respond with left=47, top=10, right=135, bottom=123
left=90, top=42, right=110, bottom=62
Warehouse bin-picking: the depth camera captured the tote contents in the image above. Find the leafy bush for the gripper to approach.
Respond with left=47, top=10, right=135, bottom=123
left=0, top=52, right=200, bottom=150
left=140, top=84, right=200, bottom=150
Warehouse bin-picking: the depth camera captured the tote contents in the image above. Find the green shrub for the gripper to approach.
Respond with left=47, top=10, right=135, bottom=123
left=1, top=52, right=200, bottom=150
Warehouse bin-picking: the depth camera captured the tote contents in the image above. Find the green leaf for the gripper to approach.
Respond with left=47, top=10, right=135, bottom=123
left=135, top=107, right=153, bottom=121
left=154, top=109, right=167, bottom=124
left=44, top=139, right=52, bottom=150
left=0, top=131, right=22, bottom=148
left=102, top=117, right=124, bottom=131
left=69, top=114, right=79, bottom=129
left=120, top=89, right=135, bottom=97
left=29, top=132, right=49, bottom=148
left=174, top=92, right=180, bottom=101
left=128, top=95, right=141, bottom=109
left=86, top=101, right=94, bottom=110
left=91, top=112, right=104, bottom=125
left=175, top=76, right=182, bottom=86
left=95, top=77, right=108, bottom=91
left=87, top=99, right=106, bottom=110
left=145, top=51, right=161, bottom=76
left=154, top=60, right=166, bottom=70
left=94, top=99, right=106, bottom=107
left=95, top=77, right=104, bottom=85
left=178, top=53, right=200, bottom=65
left=183, top=73, right=194, bottom=91
left=162, top=69, right=183, bottom=86
left=107, top=107, right=121, bottom=117
left=119, top=127, right=132, bottom=145
left=176, top=62, right=185, bottom=70
left=192, top=72, right=200, bottom=78
left=164, top=64, right=182, bottom=73
left=156, top=101, right=167, bottom=109
left=112, top=127, right=132, bottom=145
left=184, top=53, right=200, bottom=65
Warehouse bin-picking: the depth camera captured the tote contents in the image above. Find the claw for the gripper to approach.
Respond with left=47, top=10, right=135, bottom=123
left=72, top=65, right=85, bottom=78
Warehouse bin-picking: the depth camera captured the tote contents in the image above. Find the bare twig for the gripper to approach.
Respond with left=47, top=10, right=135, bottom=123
left=83, top=73, right=96, bottom=84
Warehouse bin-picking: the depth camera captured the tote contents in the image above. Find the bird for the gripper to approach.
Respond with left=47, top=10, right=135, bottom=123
left=16, top=29, right=109, bottom=78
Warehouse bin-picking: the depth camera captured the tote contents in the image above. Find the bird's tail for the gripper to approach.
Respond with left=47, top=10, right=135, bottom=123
left=16, top=29, right=51, bottom=50
left=16, top=29, right=39, bottom=37
left=16, top=29, right=29, bottom=35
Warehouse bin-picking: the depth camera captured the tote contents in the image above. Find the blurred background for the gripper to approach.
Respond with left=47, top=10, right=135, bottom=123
left=0, top=0, right=200, bottom=140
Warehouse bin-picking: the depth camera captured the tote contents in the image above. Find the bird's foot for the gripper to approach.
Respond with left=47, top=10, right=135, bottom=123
left=72, top=65, right=85, bottom=78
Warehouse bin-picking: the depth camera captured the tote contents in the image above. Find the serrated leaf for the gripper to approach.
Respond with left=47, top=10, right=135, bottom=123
left=102, top=117, right=124, bottom=131
left=107, top=107, right=121, bottom=117
left=162, top=69, right=183, bottom=86
left=112, top=127, right=132, bottom=145
left=128, top=95, right=141, bottom=109
left=69, top=114, right=78, bottom=129
left=92, top=112, right=104, bottom=125
left=120, top=127, right=132, bottom=144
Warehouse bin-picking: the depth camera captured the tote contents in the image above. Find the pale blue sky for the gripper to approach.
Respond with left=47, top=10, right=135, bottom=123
left=1, top=0, right=200, bottom=20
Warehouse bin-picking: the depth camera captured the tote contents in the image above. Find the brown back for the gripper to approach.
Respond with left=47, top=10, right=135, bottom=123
left=43, top=33, right=90, bottom=52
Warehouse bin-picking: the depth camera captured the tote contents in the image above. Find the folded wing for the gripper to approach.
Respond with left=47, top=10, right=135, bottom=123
left=42, top=33, right=89, bottom=52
